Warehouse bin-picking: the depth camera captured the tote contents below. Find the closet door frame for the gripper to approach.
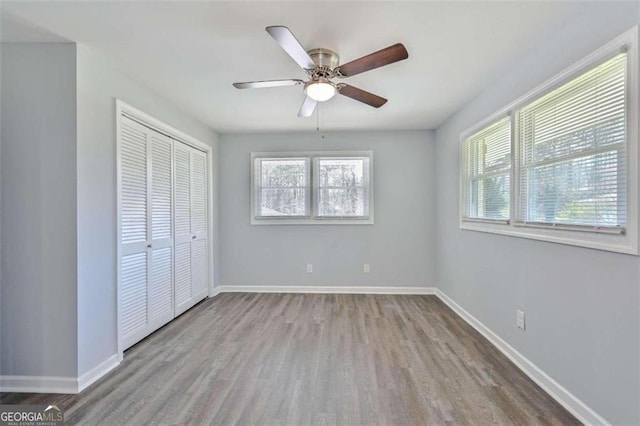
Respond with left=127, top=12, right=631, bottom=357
left=116, top=99, right=215, bottom=361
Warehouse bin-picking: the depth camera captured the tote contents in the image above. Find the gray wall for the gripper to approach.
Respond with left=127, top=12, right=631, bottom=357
left=219, top=131, right=435, bottom=288
left=76, top=45, right=220, bottom=376
left=1, top=43, right=78, bottom=377
left=434, top=3, right=640, bottom=424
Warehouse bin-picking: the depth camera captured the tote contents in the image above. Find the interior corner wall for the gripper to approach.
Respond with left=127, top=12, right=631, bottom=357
left=76, top=45, right=220, bottom=377
left=1, top=43, right=78, bottom=378
left=218, top=130, right=435, bottom=289
left=434, top=3, right=640, bottom=424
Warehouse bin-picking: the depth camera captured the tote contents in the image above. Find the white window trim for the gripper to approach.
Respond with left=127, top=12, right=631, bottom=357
left=459, top=26, right=639, bottom=255
left=251, top=151, right=374, bottom=225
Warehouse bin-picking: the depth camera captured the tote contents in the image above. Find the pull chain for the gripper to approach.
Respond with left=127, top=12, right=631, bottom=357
left=316, top=102, right=326, bottom=139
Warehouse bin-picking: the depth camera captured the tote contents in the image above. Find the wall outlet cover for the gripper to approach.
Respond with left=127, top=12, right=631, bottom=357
left=517, top=309, right=526, bottom=330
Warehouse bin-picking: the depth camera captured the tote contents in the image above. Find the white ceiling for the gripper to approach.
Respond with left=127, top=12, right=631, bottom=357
left=1, top=1, right=585, bottom=133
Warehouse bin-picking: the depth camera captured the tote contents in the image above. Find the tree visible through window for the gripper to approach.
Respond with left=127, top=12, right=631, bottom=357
left=316, top=158, right=369, bottom=217
left=257, top=158, right=309, bottom=217
left=252, top=153, right=373, bottom=223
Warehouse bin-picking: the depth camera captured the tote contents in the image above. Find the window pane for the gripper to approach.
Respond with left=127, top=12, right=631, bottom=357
left=522, top=151, right=623, bottom=226
left=463, top=116, right=511, bottom=220
left=318, top=159, right=365, bottom=187
left=316, top=157, right=369, bottom=218
left=318, top=188, right=365, bottom=217
left=260, top=188, right=307, bottom=216
left=470, top=173, right=511, bottom=220
left=518, top=53, right=627, bottom=227
left=261, top=159, right=306, bottom=188
left=256, top=158, right=308, bottom=218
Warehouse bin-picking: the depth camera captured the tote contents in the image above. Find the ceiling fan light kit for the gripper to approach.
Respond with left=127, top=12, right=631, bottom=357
left=233, top=25, right=408, bottom=117
left=305, top=78, right=337, bottom=102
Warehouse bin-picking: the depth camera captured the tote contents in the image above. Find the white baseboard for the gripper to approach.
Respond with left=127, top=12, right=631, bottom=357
left=1, top=354, right=120, bottom=394
left=77, top=354, right=120, bottom=393
left=435, top=289, right=609, bottom=426
left=210, top=286, right=222, bottom=297
left=0, top=375, right=78, bottom=394
left=217, top=285, right=437, bottom=295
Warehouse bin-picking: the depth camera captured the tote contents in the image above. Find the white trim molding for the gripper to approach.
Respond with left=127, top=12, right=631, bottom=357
left=0, top=355, right=121, bottom=394
left=0, top=376, right=78, bottom=394
left=435, top=289, right=610, bottom=426
left=217, top=285, right=436, bottom=295
left=77, top=354, right=120, bottom=393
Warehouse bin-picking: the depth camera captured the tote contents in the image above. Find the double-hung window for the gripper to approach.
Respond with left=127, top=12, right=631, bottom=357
left=462, top=116, right=511, bottom=222
left=460, top=27, right=638, bottom=254
left=252, top=151, right=373, bottom=224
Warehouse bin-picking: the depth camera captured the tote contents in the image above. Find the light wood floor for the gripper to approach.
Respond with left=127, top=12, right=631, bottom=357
left=1, top=293, right=578, bottom=425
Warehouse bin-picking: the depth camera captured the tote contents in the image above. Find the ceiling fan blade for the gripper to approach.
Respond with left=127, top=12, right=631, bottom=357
left=266, top=26, right=316, bottom=70
left=298, top=96, right=317, bottom=118
left=338, top=84, right=387, bottom=108
left=337, top=43, right=408, bottom=77
left=233, top=79, right=304, bottom=89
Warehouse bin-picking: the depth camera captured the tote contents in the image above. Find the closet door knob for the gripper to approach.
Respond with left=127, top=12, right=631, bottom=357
left=147, top=243, right=152, bottom=248
left=192, top=235, right=196, bottom=239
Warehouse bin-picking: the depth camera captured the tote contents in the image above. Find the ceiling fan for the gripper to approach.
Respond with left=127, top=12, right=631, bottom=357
left=233, top=26, right=409, bottom=117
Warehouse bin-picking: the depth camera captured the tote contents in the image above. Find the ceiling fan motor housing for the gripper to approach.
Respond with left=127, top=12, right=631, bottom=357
left=307, top=48, right=340, bottom=73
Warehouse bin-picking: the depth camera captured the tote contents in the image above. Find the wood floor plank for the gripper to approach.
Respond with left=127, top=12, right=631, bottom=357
left=0, top=294, right=579, bottom=425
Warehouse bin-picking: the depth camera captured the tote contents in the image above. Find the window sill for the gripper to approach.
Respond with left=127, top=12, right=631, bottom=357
left=460, top=220, right=638, bottom=255
left=252, top=217, right=374, bottom=225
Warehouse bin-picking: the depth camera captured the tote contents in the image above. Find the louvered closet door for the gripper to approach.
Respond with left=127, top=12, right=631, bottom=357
left=120, top=117, right=152, bottom=349
left=120, top=117, right=175, bottom=350
left=148, top=131, right=174, bottom=331
left=174, top=142, right=209, bottom=316
left=190, top=149, right=209, bottom=302
left=174, top=142, right=194, bottom=315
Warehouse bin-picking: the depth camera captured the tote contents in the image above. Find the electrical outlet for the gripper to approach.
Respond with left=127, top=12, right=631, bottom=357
left=306, top=264, right=313, bottom=273
left=516, top=310, right=526, bottom=330
left=363, top=264, right=370, bottom=273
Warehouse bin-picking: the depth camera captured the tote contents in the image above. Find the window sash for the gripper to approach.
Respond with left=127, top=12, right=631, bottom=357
left=462, top=116, right=512, bottom=221
left=314, top=156, right=371, bottom=219
left=516, top=51, right=627, bottom=230
left=254, top=157, right=310, bottom=218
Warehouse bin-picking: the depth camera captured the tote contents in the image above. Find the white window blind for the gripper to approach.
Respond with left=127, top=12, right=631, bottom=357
left=315, top=157, right=370, bottom=218
left=463, top=116, right=511, bottom=221
left=516, top=52, right=627, bottom=231
left=255, top=158, right=309, bottom=217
